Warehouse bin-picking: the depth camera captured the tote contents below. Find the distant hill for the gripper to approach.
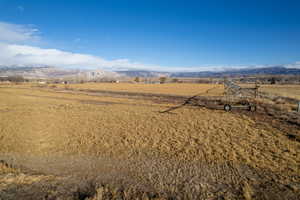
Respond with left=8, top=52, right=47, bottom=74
left=0, top=66, right=120, bottom=80
left=1, top=66, right=300, bottom=79
left=116, top=70, right=170, bottom=77
left=171, top=66, right=300, bottom=77
left=116, top=66, right=300, bottom=78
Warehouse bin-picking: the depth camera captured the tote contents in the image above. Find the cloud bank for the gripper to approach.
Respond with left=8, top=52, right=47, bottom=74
left=0, top=43, right=136, bottom=69
left=0, top=21, right=299, bottom=72
left=0, top=21, right=165, bottom=71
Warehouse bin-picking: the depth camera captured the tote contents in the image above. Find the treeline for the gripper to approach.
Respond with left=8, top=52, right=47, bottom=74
left=237, top=75, right=300, bottom=84
left=2, top=75, right=300, bottom=85
left=0, top=76, right=28, bottom=83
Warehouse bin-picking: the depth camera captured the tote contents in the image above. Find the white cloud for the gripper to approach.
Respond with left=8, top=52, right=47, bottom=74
left=0, top=22, right=38, bottom=43
left=284, top=61, right=300, bottom=69
left=1, top=41, right=299, bottom=71
left=0, top=42, right=166, bottom=70
left=0, top=21, right=163, bottom=70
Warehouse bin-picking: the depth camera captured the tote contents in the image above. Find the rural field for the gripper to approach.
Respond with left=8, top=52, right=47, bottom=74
left=54, top=82, right=225, bottom=96
left=0, top=83, right=300, bottom=199
left=259, top=84, right=300, bottom=100
left=51, top=82, right=300, bottom=100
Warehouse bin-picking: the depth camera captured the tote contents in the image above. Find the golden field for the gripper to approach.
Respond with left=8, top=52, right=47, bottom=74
left=54, top=82, right=300, bottom=100
left=0, top=83, right=299, bottom=199
left=259, top=84, right=300, bottom=100
left=54, top=82, right=225, bottom=96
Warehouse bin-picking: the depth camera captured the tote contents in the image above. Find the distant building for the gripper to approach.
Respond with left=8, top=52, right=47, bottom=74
left=85, top=70, right=106, bottom=80
left=0, top=76, right=9, bottom=82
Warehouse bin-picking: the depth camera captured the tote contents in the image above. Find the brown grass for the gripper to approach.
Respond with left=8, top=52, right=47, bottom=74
left=259, top=84, right=300, bottom=100
left=0, top=84, right=299, bottom=199
left=53, top=82, right=224, bottom=96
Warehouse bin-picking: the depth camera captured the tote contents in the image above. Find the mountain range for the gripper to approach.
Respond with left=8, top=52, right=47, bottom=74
left=170, top=66, right=300, bottom=77
left=117, top=66, right=300, bottom=77
left=0, top=66, right=120, bottom=80
left=1, top=65, right=300, bottom=79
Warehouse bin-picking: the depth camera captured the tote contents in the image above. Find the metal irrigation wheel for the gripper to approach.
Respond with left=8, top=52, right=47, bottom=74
left=224, top=104, right=232, bottom=112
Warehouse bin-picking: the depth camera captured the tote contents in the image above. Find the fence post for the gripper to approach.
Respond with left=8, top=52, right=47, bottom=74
left=298, top=102, right=300, bottom=112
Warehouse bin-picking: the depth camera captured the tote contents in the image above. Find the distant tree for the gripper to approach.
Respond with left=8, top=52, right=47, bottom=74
left=159, top=77, right=167, bottom=84
left=8, top=76, right=25, bottom=83
left=134, top=77, right=140, bottom=83
left=197, top=79, right=209, bottom=84
left=0, top=77, right=9, bottom=82
left=172, top=78, right=179, bottom=83
left=269, top=77, right=276, bottom=84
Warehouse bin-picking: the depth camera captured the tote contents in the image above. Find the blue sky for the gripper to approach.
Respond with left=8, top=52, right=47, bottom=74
left=0, top=0, right=299, bottom=71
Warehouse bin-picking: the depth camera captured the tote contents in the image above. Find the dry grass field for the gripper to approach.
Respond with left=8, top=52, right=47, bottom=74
left=0, top=83, right=299, bottom=199
left=54, top=82, right=224, bottom=96
left=259, top=84, right=300, bottom=100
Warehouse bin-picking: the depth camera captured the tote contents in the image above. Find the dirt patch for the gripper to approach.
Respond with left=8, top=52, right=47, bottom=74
left=1, top=156, right=299, bottom=200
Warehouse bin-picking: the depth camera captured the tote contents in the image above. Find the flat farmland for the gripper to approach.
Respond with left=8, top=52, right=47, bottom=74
left=0, top=84, right=299, bottom=199
left=55, top=82, right=300, bottom=100
left=55, top=82, right=224, bottom=96
left=259, top=84, right=300, bottom=100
